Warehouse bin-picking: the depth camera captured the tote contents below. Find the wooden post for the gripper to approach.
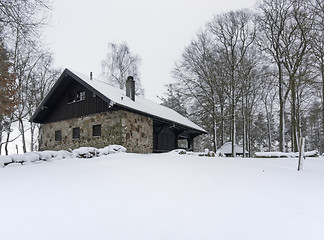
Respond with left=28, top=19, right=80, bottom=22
left=298, top=137, right=305, bottom=171
left=188, top=138, right=194, bottom=152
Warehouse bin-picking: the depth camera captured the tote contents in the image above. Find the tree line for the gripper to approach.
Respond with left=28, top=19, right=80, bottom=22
left=161, top=0, right=324, bottom=155
left=0, top=0, right=60, bottom=154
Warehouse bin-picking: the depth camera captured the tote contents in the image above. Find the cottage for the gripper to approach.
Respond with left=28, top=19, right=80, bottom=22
left=30, top=69, right=206, bottom=153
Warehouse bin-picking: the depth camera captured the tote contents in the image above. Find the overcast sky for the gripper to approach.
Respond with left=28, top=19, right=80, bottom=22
left=44, top=0, right=257, bottom=102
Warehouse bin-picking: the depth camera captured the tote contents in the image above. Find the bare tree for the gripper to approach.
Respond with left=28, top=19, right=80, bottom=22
left=159, top=83, right=188, bottom=117
left=209, top=9, right=256, bottom=156
left=260, top=70, right=278, bottom=151
left=27, top=53, right=60, bottom=151
left=310, top=0, right=324, bottom=145
left=102, top=42, right=144, bottom=95
left=172, top=30, right=227, bottom=152
left=0, top=0, right=51, bottom=38
left=0, top=0, right=53, bottom=154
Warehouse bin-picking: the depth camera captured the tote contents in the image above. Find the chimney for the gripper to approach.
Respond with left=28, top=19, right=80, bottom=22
left=90, top=72, right=93, bottom=80
left=126, top=76, right=135, bottom=101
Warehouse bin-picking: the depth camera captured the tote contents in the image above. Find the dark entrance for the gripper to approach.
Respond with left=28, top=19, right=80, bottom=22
left=153, top=119, right=198, bottom=153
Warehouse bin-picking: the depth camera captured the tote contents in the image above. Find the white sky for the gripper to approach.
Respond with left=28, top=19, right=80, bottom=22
left=44, top=0, right=257, bottom=102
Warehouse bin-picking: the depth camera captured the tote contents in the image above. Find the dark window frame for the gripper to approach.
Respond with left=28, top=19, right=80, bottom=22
left=93, top=124, right=101, bottom=137
left=55, top=130, right=62, bottom=141
left=68, top=91, right=86, bottom=104
left=72, top=127, right=80, bottom=139
left=76, top=91, right=85, bottom=101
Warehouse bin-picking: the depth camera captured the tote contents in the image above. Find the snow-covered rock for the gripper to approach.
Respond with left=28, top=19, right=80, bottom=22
left=255, top=150, right=319, bottom=158
left=198, top=148, right=215, bottom=157
left=38, top=151, right=53, bottom=161
left=10, top=154, right=27, bottom=164
left=100, top=145, right=127, bottom=155
left=24, top=152, right=40, bottom=162
left=170, top=149, right=187, bottom=154
left=53, top=150, right=73, bottom=160
left=72, top=147, right=99, bottom=158
left=0, top=155, right=12, bottom=167
left=305, top=150, right=319, bottom=157
left=1, top=144, right=127, bottom=167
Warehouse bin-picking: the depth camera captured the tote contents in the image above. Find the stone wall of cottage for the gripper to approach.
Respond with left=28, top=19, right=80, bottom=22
left=40, top=110, right=153, bottom=153
left=120, top=111, right=153, bottom=153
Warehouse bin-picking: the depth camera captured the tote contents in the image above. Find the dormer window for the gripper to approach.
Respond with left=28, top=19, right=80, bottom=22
left=68, top=91, right=85, bottom=103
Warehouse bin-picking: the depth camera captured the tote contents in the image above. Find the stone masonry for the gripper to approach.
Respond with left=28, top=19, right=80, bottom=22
left=40, top=110, right=153, bottom=153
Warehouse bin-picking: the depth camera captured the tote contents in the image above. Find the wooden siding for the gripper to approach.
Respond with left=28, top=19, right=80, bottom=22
left=41, top=77, right=117, bottom=123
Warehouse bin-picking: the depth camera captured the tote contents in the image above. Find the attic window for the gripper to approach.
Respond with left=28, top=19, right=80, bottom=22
left=68, top=91, right=85, bottom=103
left=76, top=91, right=85, bottom=101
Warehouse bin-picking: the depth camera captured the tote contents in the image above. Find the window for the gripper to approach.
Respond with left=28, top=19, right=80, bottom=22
left=55, top=130, right=62, bottom=141
left=93, top=124, right=101, bottom=137
left=68, top=91, right=85, bottom=103
left=72, top=127, right=80, bottom=139
left=76, top=91, right=85, bottom=101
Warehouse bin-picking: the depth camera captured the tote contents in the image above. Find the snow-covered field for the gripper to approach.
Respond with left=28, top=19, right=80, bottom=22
left=1, top=153, right=324, bottom=240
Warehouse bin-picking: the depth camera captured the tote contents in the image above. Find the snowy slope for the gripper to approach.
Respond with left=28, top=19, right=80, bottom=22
left=1, top=154, right=324, bottom=240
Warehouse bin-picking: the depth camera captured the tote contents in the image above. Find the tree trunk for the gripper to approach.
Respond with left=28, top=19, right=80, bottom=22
left=278, top=63, right=285, bottom=152
left=220, top=94, right=224, bottom=147
left=267, top=118, right=272, bottom=152
left=19, top=118, right=27, bottom=153
left=0, top=132, right=2, bottom=155
left=291, top=77, right=298, bottom=152
left=30, top=122, right=37, bottom=152
left=242, top=96, right=245, bottom=158
left=322, top=69, right=324, bottom=150
left=231, top=93, right=236, bottom=157
left=265, top=103, right=272, bottom=152
left=212, top=110, right=217, bottom=152
left=5, top=130, right=10, bottom=155
left=248, top=112, right=252, bottom=157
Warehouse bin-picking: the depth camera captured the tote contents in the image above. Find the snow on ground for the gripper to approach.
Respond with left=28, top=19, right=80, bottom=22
left=1, top=153, right=324, bottom=240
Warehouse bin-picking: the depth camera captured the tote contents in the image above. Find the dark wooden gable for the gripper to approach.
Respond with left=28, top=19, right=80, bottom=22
left=31, top=71, right=116, bottom=124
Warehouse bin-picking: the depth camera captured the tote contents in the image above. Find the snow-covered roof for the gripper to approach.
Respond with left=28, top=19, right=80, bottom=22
left=32, top=69, right=206, bottom=134
left=218, top=142, right=248, bottom=154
